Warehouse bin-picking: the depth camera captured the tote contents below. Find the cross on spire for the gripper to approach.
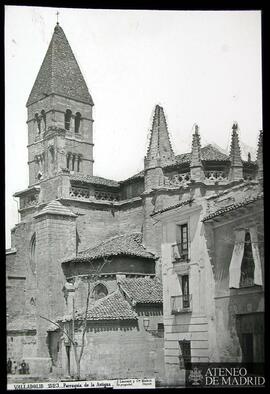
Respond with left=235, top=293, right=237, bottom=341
left=56, top=11, right=60, bottom=25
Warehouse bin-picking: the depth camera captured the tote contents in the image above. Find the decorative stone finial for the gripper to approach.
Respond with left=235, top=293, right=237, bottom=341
left=190, top=123, right=204, bottom=182
left=229, top=122, right=243, bottom=181
left=232, top=122, right=238, bottom=131
left=56, top=11, right=60, bottom=25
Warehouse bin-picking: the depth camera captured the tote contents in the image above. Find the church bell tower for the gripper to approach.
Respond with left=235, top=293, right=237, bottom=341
left=26, top=23, right=94, bottom=187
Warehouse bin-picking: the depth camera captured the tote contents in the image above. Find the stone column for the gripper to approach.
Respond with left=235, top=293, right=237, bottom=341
left=66, top=153, right=70, bottom=170
left=77, top=155, right=82, bottom=173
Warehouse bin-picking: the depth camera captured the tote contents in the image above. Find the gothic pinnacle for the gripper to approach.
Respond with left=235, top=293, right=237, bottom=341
left=229, top=122, right=243, bottom=181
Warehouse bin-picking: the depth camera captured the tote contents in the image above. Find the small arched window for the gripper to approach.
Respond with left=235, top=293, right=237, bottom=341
left=35, top=113, right=41, bottom=134
left=41, top=110, right=46, bottom=132
left=65, top=109, right=72, bottom=130
left=29, top=233, right=36, bottom=275
left=240, top=232, right=255, bottom=288
left=75, top=112, right=81, bottom=134
left=93, top=284, right=108, bottom=300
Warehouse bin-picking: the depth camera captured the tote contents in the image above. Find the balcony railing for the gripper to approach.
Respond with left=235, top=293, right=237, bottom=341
left=171, top=242, right=190, bottom=263
left=69, top=186, right=120, bottom=202
left=205, top=171, right=227, bottom=182
left=171, top=294, right=192, bottom=314
left=164, top=173, right=191, bottom=187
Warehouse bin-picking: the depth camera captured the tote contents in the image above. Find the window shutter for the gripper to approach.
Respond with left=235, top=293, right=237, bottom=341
left=249, top=226, right=263, bottom=286
left=229, top=230, right=246, bottom=288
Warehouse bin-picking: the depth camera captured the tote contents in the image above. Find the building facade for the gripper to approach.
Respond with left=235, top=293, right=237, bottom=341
left=6, top=22, right=264, bottom=385
left=155, top=134, right=264, bottom=385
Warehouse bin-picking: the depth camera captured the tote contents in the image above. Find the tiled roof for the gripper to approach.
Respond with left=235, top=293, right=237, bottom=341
left=75, top=291, right=138, bottom=321
left=34, top=200, right=77, bottom=218
left=151, top=198, right=194, bottom=216
left=27, top=24, right=93, bottom=106
left=64, top=233, right=155, bottom=263
left=122, top=144, right=230, bottom=182
left=14, top=186, right=40, bottom=198
left=7, top=317, right=36, bottom=332
left=200, top=144, right=229, bottom=161
left=202, top=193, right=263, bottom=222
left=174, top=144, right=229, bottom=164
left=70, top=174, right=120, bottom=188
left=119, top=277, right=163, bottom=304
left=120, top=170, right=145, bottom=183
left=174, top=152, right=191, bottom=164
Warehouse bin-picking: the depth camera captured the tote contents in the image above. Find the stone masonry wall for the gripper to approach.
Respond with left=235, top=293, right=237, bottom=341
left=34, top=214, right=76, bottom=357
left=66, top=311, right=165, bottom=382
left=211, top=214, right=264, bottom=362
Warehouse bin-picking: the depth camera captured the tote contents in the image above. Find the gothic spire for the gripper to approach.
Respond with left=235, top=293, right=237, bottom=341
left=229, top=122, right=243, bottom=181
left=190, top=124, right=204, bottom=181
left=26, top=24, right=93, bottom=107
left=256, top=130, right=263, bottom=180
left=145, top=105, right=175, bottom=167
left=191, top=124, right=202, bottom=167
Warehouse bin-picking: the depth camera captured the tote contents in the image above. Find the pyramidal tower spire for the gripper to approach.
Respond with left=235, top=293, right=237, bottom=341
left=229, top=122, right=243, bottom=181
left=190, top=124, right=204, bottom=182
left=145, top=105, right=175, bottom=167
left=256, top=130, right=263, bottom=180
left=144, top=105, right=174, bottom=191
left=27, top=23, right=93, bottom=106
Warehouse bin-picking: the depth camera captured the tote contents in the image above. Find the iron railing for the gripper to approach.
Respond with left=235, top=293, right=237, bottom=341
left=171, top=242, right=190, bottom=262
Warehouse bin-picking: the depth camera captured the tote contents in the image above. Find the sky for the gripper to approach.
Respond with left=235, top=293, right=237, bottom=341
left=5, top=6, right=262, bottom=247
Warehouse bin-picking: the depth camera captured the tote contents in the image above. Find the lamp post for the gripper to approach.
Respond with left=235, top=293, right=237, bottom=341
left=143, top=317, right=150, bottom=331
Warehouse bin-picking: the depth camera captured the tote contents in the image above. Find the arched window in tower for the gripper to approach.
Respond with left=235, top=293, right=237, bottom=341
left=93, top=284, right=108, bottom=300
left=66, top=153, right=71, bottom=169
left=41, top=110, right=46, bottom=132
left=35, top=113, right=41, bottom=134
left=75, top=112, right=81, bottom=134
left=29, top=233, right=36, bottom=275
left=65, top=109, right=72, bottom=130
left=240, top=232, right=255, bottom=288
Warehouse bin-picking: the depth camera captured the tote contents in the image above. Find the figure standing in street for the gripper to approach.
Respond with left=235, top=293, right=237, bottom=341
left=7, top=358, right=12, bottom=374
